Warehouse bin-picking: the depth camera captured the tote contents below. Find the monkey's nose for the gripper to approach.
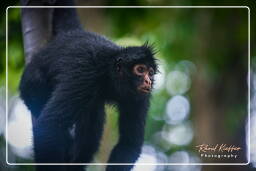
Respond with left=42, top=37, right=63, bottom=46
left=144, top=76, right=152, bottom=87
left=145, top=79, right=151, bottom=86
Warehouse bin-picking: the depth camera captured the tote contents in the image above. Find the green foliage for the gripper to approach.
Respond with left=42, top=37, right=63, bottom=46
left=4, top=8, right=24, bottom=93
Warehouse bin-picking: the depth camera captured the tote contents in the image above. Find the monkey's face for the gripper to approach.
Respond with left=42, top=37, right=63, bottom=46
left=113, top=45, right=157, bottom=96
left=115, top=61, right=156, bottom=96
left=132, top=64, right=155, bottom=94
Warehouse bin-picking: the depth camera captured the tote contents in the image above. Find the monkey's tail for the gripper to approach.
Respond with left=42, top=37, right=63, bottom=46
left=52, top=0, right=83, bottom=36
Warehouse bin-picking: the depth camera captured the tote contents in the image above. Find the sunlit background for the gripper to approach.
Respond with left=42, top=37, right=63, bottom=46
left=1, top=1, right=256, bottom=171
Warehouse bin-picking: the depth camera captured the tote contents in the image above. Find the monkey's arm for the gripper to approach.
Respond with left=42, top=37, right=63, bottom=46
left=107, top=99, right=149, bottom=171
left=72, top=101, right=105, bottom=163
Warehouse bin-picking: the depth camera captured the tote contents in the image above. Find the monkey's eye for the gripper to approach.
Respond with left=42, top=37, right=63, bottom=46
left=137, top=66, right=145, bottom=73
left=149, top=68, right=154, bottom=76
left=134, top=64, right=147, bottom=75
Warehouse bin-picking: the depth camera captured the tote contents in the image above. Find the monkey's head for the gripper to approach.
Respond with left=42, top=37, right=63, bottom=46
left=113, top=44, right=158, bottom=97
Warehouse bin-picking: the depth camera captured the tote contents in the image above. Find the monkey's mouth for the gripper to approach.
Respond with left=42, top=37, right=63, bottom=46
left=138, top=86, right=151, bottom=93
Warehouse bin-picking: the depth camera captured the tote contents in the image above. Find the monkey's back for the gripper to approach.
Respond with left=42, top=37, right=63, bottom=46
left=32, top=30, right=120, bottom=85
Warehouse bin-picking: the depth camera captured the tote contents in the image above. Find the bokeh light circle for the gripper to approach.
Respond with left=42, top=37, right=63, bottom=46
left=5, top=98, right=33, bottom=159
left=166, top=70, right=191, bottom=96
left=162, top=122, right=194, bottom=146
left=165, top=95, right=190, bottom=125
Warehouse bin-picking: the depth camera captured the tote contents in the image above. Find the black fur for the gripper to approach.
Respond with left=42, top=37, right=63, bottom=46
left=19, top=2, right=157, bottom=171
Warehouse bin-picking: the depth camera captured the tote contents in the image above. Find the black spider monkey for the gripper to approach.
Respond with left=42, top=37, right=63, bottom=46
left=19, top=0, right=157, bottom=171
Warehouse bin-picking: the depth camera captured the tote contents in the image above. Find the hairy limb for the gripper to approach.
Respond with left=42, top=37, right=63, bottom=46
left=107, top=98, right=149, bottom=171
left=33, top=81, right=94, bottom=171
left=67, top=102, right=105, bottom=171
left=19, top=64, right=52, bottom=119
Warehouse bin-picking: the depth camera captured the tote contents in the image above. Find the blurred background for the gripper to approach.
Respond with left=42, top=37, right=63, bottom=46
left=1, top=0, right=256, bottom=171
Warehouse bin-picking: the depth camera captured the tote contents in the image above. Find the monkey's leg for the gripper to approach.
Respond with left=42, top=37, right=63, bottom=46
left=33, top=115, right=71, bottom=171
left=68, top=103, right=105, bottom=171
left=33, top=84, right=90, bottom=171
left=19, top=64, right=52, bottom=119
left=106, top=99, right=149, bottom=171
